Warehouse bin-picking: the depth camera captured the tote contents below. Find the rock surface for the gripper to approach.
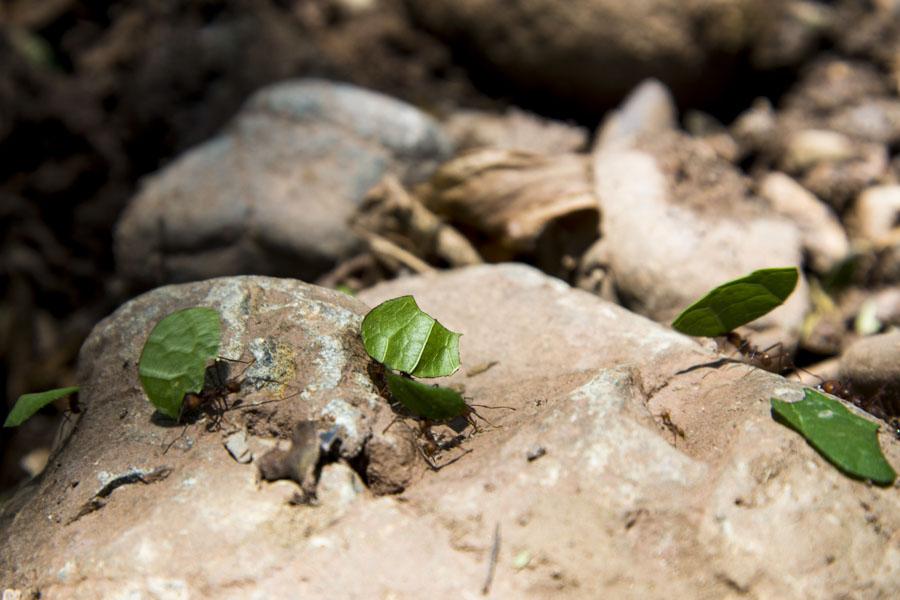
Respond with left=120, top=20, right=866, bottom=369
left=594, top=131, right=808, bottom=340
left=2, top=266, right=897, bottom=598
left=115, top=79, right=452, bottom=287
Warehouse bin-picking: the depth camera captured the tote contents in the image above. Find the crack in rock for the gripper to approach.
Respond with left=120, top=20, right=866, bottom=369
left=70, top=466, right=172, bottom=523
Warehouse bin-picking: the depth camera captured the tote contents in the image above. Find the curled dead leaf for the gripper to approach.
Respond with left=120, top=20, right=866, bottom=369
left=421, top=149, right=598, bottom=259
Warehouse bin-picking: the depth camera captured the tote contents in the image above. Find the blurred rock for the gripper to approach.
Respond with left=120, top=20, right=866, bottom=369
left=757, top=172, right=849, bottom=273
left=575, top=239, right=619, bottom=303
left=774, top=58, right=895, bottom=209
left=847, top=185, right=900, bottom=245
left=750, top=1, right=831, bottom=68
left=782, top=129, right=856, bottom=172
left=443, top=107, right=588, bottom=154
left=115, top=79, right=452, bottom=287
left=730, top=97, right=778, bottom=158
left=405, top=0, right=786, bottom=108
left=800, top=143, right=888, bottom=212
left=872, top=287, right=900, bottom=327
left=594, top=79, right=677, bottom=153
left=839, top=330, right=900, bottom=400
left=683, top=111, right=739, bottom=163
left=593, top=131, right=807, bottom=340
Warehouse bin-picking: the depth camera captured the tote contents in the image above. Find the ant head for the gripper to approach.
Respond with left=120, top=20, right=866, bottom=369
left=725, top=331, right=742, bottom=345
left=183, top=392, right=203, bottom=414
left=821, top=380, right=846, bottom=397
left=68, top=392, right=82, bottom=414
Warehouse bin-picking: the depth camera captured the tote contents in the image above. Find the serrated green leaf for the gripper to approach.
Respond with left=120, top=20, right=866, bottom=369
left=672, top=267, right=799, bottom=337
left=361, top=296, right=460, bottom=378
left=3, top=387, right=80, bottom=427
left=139, top=307, right=221, bottom=420
left=771, top=388, right=896, bottom=486
left=386, top=372, right=468, bottom=421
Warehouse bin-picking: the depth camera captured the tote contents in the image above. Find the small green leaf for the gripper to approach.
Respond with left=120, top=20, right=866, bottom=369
left=4, top=387, right=80, bottom=427
left=361, top=296, right=461, bottom=378
left=771, top=388, right=896, bottom=486
left=672, top=267, right=799, bottom=337
left=386, top=372, right=468, bottom=421
left=139, top=307, right=222, bottom=420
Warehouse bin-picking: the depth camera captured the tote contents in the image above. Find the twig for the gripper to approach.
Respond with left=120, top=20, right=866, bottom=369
left=482, top=522, right=501, bottom=595
left=353, top=227, right=435, bottom=274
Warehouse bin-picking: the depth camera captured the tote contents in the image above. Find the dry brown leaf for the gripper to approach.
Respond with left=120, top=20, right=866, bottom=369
left=421, top=149, right=598, bottom=258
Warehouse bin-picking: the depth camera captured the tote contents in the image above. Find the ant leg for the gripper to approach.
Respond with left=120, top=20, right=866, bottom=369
left=468, top=403, right=516, bottom=412
left=428, top=447, right=473, bottom=470
left=466, top=408, right=500, bottom=429
left=163, top=423, right=191, bottom=454
left=228, top=355, right=257, bottom=381
left=382, top=415, right=406, bottom=435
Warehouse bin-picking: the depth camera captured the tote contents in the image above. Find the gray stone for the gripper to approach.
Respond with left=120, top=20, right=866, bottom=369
left=224, top=431, right=252, bottom=464
left=593, top=132, right=808, bottom=340
left=115, top=79, right=452, bottom=286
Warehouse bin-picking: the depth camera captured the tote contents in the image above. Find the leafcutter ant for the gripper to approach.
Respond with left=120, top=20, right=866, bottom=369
left=385, top=418, right=472, bottom=471
left=816, top=378, right=899, bottom=440
left=163, top=356, right=293, bottom=453
left=178, top=358, right=253, bottom=428
left=658, top=410, right=686, bottom=446
left=381, top=376, right=514, bottom=470
left=723, top=331, right=792, bottom=375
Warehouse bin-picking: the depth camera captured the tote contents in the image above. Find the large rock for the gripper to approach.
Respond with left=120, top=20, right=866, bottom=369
left=594, top=130, right=808, bottom=342
left=405, top=0, right=784, bottom=108
left=2, top=266, right=897, bottom=598
left=115, top=79, right=452, bottom=287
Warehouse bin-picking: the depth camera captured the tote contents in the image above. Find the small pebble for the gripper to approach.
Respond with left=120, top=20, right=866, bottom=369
left=224, top=431, right=252, bottom=464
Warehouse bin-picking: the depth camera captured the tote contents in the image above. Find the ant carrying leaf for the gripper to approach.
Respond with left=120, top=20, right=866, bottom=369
left=3, top=386, right=81, bottom=428
left=381, top=369, right=513, bottom=470
left=672, top=267, right=800, bottom=375
left=362, top=297, right=513, bottom=469
left=139, top=307, right=222, bottom=420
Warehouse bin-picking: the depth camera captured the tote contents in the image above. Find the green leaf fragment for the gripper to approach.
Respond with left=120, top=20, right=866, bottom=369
left=4, top=387, right=80, bottom=427
left=672, top=267, right=799, bottom=337
left=139, top=307, right=222, bottom=420
left=386, top=372, right=468, bottom=421
left=361, top=296, right=461, bottom=378
left=771, top=388, right=896, bottom=486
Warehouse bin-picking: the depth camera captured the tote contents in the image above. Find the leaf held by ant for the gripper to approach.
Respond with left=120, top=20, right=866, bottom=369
left=4, top=386, right=81, bottom=428
left=386, top=372, right=468, bottom=422
left=361, top=296, right=461, bottom=378
left=139, top=307, right=222, bottom=420
left=672, top=267, right=799, bottom=337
